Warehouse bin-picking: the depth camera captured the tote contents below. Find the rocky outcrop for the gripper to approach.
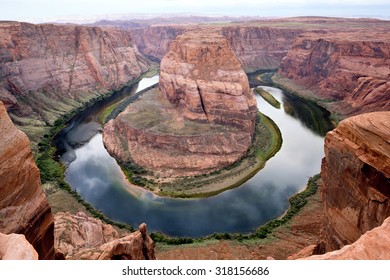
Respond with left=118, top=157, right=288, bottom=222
left=277, top=31, right=390, bottom=118
left=55, top=212, right=155, bottom=260
left=321, top=111, right=390, bottom=251
left=303, top=217, right=390, bottom=260
left=0, top=232, right=39, bottom=260
left=0, top=101, right=54, bottom=259
left=104, top=30, right=257, bottom=177
left=159, top=30, right=257, bottom=130
left=0, top=21, right=150, bottom=127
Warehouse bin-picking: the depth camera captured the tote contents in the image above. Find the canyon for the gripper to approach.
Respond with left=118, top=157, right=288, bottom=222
left=103, top=30, right=258, bottom=178
left=0, top=17, right=389, bottom=260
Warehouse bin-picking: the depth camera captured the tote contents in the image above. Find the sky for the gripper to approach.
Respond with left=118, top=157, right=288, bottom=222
left=1, top=0, right=389, bottom=23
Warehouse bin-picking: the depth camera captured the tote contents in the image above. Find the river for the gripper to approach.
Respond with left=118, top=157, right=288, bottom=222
left=54, top=74, right=333, bottom=237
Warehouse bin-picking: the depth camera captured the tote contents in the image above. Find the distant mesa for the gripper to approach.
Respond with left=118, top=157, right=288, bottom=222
left=103, top=30, right=257, bottom=178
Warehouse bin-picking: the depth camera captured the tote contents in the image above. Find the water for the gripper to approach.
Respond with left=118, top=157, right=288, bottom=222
left=55, top=75, right=333, bottom=237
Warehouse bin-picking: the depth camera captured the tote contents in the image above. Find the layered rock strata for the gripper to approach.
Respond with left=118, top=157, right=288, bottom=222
left=55, top=212, right=155, bottom=260
left=130, top=25, right=302, bottom=71
left=0, top=101, right=54, bottom=259
left=104, top=31, right=257, bottom=177
left=277, top=31, right=390, bottom=117
left=321, top=111, right=390, bottom=251
left=0, top=21, right=150, bottom=127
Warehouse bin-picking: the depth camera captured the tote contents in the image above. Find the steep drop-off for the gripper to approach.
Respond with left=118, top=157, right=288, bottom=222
left=0, top=101, right=54, bottom=259
left=104, top=30, right=257, bottom=178
left=321, top=111, right=390, bottom=251
left=0, top=21, right=150, bottom=138
left=277, top=31, right=390, bottom=118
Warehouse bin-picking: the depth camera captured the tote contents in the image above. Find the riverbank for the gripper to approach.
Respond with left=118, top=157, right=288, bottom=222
left=116, top=111, right=282, bottom=198
left=156, top=174, right=324, bottom=259
left=271, top=73, right=342, bottom=124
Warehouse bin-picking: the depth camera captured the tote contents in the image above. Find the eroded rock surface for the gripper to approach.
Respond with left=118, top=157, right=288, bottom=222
left=0, top=232, right=38, bottom=260
left=321, top=111, right=390, bottom=251
left=55, top=212, right=155, bottom=260
left=104, top=30, right=257, bottom=177
left=0, top=101, right=54, bottom=259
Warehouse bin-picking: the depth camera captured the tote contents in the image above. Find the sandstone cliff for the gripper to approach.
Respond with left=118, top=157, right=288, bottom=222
left=277, top=31, right=390, bottom=118
left=130, top=25, right=302, bottom=71
left=159, top=30, right=257, bottom=130
left=0, top=21, right=150, bottom=130
left=104, top=30, right=257, bottom=177
left=321, top=111, right=390, bottom=251
left=0, top=101, right=54, bottom=259
left=221, top=26, right=302, bottom=71
left=55, top=212, right=155, bottom=260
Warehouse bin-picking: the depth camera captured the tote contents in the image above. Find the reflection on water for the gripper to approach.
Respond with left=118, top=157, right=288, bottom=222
left=58, top=76, right=333, bottom=237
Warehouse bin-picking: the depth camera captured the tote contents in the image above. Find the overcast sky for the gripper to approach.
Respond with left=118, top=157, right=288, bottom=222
left=1, top=0, right=389, bottom=23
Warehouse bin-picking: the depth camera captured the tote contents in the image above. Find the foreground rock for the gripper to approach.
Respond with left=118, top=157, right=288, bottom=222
left=303, top=217, right=390, bottom=260
left=321, top=111, right=390, bottom=251
left=104, top=30, right=257, bottom=177
left=0, top=232, right=38, bottom=260
left=0, top=101, right=54, bottom=259
left=55, top=212, right=155, bottom=260
left=277, top=30, right=390, bottom=118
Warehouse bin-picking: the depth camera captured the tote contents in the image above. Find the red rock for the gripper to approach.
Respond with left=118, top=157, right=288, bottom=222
left=0, top=232, right=38, bottom=260
left=277, top=31, right=390, bottom=117
left=303, top=217, right=390, bottom=260
left=54, top=212, right=155, bottom=260
left=320, top=111, right=390, bottom=251
left=103, top=30, right=257, bottom=177
left=0, top=101, right=54, bottom=259
left=0, top=21, right=150, bottom=123
left=159, top=30, right=257, bottom=130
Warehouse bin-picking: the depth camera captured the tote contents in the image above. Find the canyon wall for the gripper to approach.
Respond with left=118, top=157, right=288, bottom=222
left=0, top=232, right=39, bottom=260
left=221, top=26, right=303, bottom=71
left=0, top=21, right=150, bottom=129
left=277, top=31, right=390, bottom=118
left=130, top=25, right=302, bottom=71
left=320, top=111, right=390, bottom=251
left=0, top=101, right=54, bottom=259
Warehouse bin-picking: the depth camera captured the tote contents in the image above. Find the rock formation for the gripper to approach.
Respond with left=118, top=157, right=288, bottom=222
left=55, top=212, right=155, bottom=260
left=0, top=21, right=150, bottom=129
left=0, top=232, right=39, bottom=260
left=303, top=216, right=390, bottom=260
left=321, top=111, right=390, bottom=251
left=158, top=30, right=257, bottom=130
left=103, top=30, right=257, bottom=177
left=277, top=31, right=390, bottom=118
left=0, top=101, right=54, bottom=259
